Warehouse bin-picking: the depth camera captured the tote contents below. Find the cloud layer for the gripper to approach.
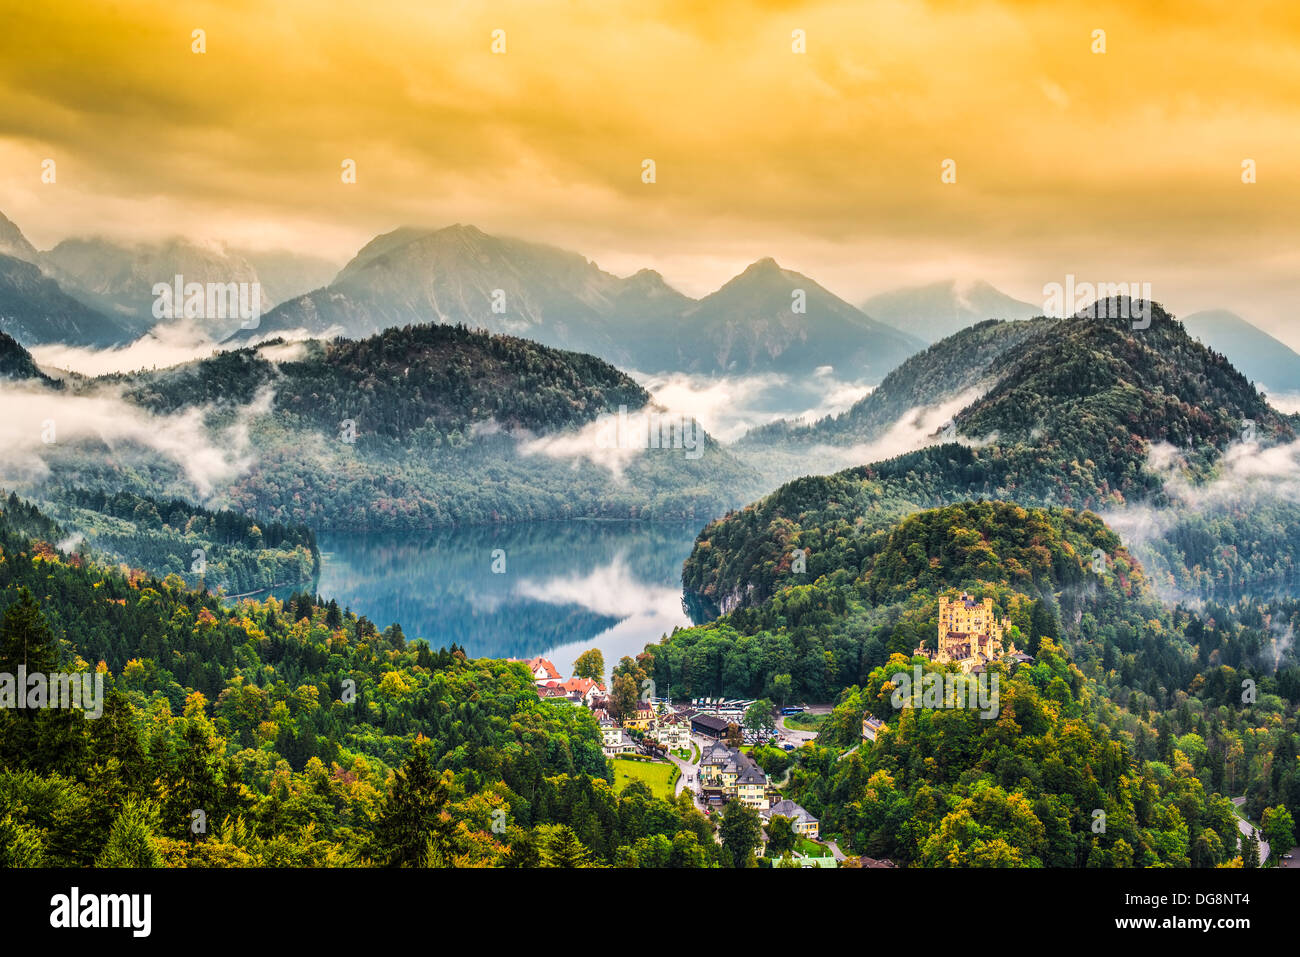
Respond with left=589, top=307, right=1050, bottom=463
left=1, top=1, right=1298, bottom=336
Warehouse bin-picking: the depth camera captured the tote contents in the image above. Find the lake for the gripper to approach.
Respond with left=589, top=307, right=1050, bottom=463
left=299, top=520, right=705, bottom=677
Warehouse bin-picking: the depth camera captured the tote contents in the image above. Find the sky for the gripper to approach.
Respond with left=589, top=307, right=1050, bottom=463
left=1, top=0, right=1298, bottom=341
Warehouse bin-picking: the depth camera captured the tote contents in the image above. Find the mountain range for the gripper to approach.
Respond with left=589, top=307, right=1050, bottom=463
left=0, top=211, right=337, bottom=346
left=40, top=236, right=337, bottom=338
left=6, top=207, right=1299, bottom=402
left=227, top=224, right=926, bottom=380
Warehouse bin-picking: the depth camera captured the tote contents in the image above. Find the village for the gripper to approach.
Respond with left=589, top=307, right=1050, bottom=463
left=510, top=595, right=1044, bottom=867
left=518, top=655, right=846, bottom=867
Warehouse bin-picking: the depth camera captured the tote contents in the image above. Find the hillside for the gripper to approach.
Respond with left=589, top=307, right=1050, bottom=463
left=0, top=331, right=57, bottom=384
left=738, top=316, right=1054, bottom=451
left=30, top=488, right=319, bottom=596
left=1183, top=309, right=1300, bottom=395
left=656, top=501, right=1162, bottom=702
left=0, top=495, right=730, bottom=869
left=16, top=323, right=762, bottom=530
left=685, top=302, right=1295, bottom=614
left=634, top=499, right=1300, bottom=866
left=0, top=253, right=141, bottom=347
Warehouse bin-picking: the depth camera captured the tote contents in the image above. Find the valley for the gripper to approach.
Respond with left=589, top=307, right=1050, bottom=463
left=3, top=213, right=1300, bottom=875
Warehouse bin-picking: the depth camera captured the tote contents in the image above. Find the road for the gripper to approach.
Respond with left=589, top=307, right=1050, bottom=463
left=1231, top=797, right=1271, bottom=864
left=778, top=706, right=829, bottom=746
left=665, top=735, right=705, bottom=803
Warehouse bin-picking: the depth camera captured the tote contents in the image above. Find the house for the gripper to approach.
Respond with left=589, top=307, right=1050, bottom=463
left=734, top=762, right=769, bottom=810
left=597, top=714, right=623, bottom=751
left=603, top=729, right=638, bottom=757
left=650, top=715, right=691, bottom=751
left=556, top=676, right=605, bottom=706
left=699, top=740, right=742, bottom=800
left=691, top=713, right=729, bottom=739
left=537, top=681, right=570, bottom=700
left=862, top=716, right=886, bottom=742
left=699, top=740, right=768, bottom=807
left=762, top=799, right=819, bottom=839
left=523, top=657, right=562, bottom=685
left=622, top=700, right=657, bottom=731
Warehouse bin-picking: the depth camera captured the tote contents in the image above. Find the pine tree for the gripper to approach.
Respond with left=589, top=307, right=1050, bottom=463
left=96, top=799, right=163, bottom=868
left=374, top=740, right=455, bottom=867
left=0, top=587, right=59, bottom=673
left=537, top=825, right=592, bottom=867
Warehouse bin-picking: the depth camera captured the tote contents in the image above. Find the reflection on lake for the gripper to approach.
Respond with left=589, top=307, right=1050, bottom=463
left=297, top=521, right=704, bottom=677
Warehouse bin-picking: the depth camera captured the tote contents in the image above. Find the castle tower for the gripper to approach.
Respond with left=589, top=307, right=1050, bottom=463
left=937, top=592, right=1007, bottom=668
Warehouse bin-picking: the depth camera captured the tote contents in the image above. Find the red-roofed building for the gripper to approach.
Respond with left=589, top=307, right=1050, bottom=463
left=556, top=676, right=605, bottom=706
left=524, top=657, right=562, bottom=684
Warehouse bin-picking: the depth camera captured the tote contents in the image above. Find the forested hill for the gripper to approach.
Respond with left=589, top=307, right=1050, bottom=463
left=108, top=322, right=651, bottom=439
left=0, top=331, right=57, bottom=385
left=686, top=301, right=1296, bottom=614
left=652, top=501, right=1163, bottom=704
left=739, top=317, right=1055, bottom=448
left=637, top=501, right=1300, bottom=868
left=32, top=489, right=320, bottom=596
left=20, top=323, right=758, bottom=530
left=0, top=496, right=729, bottom=868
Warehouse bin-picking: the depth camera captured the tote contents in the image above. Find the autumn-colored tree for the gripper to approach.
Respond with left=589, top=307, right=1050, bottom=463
left=609, top=674, right=639, bottom=724
left=573, top=649, right=605, bottom=682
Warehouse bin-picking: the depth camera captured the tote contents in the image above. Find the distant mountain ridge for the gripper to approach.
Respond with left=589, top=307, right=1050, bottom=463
left=0, top=252, right=142, bottom=347
left=0, top=211, right=39, bottom=263
left=1182, top=309, right=1300, bottom=394
left=228, top=224, right=925, bottom=380
left=41, top=235, right=339, bottom=338
left=861, top=279, right=1040, bottom=343
left=0, top=211, right=343, bottom=348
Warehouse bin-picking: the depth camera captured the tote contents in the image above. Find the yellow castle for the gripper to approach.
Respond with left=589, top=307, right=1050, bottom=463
left=917, top=592, right=1014, bottom=672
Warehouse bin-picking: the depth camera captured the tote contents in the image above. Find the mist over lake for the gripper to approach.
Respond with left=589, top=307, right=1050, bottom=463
left=297, top=520, right=703, bottom=676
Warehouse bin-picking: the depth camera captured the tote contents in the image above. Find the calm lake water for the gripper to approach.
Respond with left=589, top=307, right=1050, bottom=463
left=297, top=520, right=704, bottom=677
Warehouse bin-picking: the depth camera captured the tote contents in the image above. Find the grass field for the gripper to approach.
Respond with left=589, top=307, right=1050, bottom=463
left=782, top=712, right=825, bottom=732
left=611, top=758, right=678, bottom=801
left=795, top=835, right=827, bottom=856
